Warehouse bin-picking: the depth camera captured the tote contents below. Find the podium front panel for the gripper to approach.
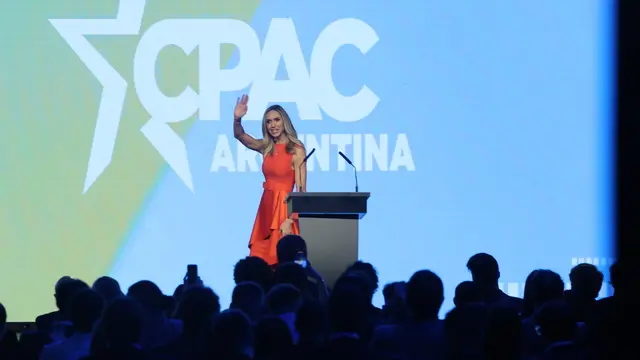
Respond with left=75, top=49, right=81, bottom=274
left=298, top=217, right=358, bottom=289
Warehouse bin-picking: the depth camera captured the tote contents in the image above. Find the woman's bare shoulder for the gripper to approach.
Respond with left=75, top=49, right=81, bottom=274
left=293, top=143, right=306, bottom=155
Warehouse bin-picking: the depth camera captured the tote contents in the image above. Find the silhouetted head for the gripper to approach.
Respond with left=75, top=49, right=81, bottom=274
left=454, top=281, right=482, bottom=307
left=55, top=276, right=73, bottom=288
left=608, top=261, right=626, bottom=296
left=233, top=256, right=274, bottom=292
left=406, top=270, right=444, bottom=322
left=176, top=286, right=220, bottom=334
left=522, top=270, right=542, bottom=317
left=92, top=276, right=124, bottom=304
left=261, top=105, right=303, bottom=155
left=526, top=269, right=565, bottom=310
left=266, top=284, right=302, bottom=315
left=211, top=309, right=254, bottom=359
left=345, top=261, right=379, bottom=295
left=609, top=261, right=619, bottom=289
left=466, top=253, right=500, bottom=287
left=274, top=262, right=308, bottom=296
left=569, top=263, right=604, bottom=299
left=173, top=284, right=185, bottom=302
left=231, top=282, right=265, bottom=323
left=127, top=280, right=172, bottom=314
left=334, top=271, right=375, bottom=303
left=0, top=302, right=6, bottom=335
left=69, top=288, right=105, bottom=333
left=382, top=281, right=406, bottom=306
left=276, top=235, right=307, bottom=263
left=55, top=278, right=89, bottom=316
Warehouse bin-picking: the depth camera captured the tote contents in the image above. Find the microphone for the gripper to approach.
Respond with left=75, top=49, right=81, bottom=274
left=338, top=151, right=359, bottom=192
left=295, top=148, right=315, bottom=193
left=302, top=148, right=315, bottom=164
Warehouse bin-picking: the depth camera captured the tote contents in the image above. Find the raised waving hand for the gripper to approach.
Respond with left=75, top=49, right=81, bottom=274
left=234, top=94, right=249, bottom=120
left=232, top=94, right=262, bottom=152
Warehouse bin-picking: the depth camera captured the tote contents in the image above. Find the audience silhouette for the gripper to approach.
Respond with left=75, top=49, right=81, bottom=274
left=466, top=253, right=524, bottom=312
left=0, top=244, right=620, bottom=360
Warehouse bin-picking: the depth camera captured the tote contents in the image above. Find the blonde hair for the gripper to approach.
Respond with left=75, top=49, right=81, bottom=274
left=261, top=105, right=304, bottom=155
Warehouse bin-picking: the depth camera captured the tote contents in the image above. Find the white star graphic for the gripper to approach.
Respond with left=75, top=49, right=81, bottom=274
left=49, top=0, right=195, bottom=194
left=49, top=0, right=147, bottom=194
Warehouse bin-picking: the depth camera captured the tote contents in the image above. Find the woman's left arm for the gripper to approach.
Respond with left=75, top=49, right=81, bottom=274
left=293, top=146, right=307, bottom=192
left=285, top=146, right=307, bottom=223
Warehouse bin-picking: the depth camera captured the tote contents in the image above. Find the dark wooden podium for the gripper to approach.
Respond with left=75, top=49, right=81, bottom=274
left=286, top=192, right=370, bottom=288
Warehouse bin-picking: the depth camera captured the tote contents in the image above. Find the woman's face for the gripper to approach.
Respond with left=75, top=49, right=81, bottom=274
left=265, top=110, right=284, bottom=139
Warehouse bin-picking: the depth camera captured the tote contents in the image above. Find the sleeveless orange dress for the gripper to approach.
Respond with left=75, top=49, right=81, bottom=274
left=249, top=143, right=300, bottom=265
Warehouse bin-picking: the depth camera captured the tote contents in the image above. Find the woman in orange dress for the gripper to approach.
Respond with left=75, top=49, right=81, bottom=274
left=232, top=94, right=307, bottom=265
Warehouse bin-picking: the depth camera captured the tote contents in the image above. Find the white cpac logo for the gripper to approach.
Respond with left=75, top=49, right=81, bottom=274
left=50, top=0, right=379, bottom=193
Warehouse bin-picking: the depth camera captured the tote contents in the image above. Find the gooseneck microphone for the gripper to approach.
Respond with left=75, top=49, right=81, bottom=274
left=302, top=148, right=316, bottom=164
left=338, top=151, right=359, bottom=192
left=296, top=148, right=315, bottom=192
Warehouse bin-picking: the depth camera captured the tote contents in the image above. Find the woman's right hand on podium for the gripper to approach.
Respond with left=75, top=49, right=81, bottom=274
left=234, top=94, right=249, bottom=120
